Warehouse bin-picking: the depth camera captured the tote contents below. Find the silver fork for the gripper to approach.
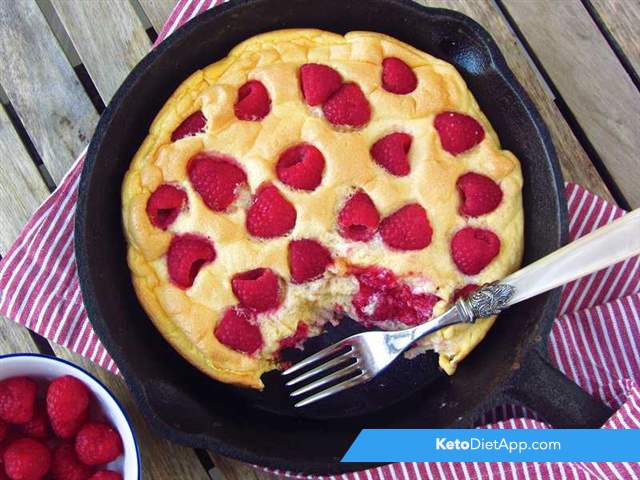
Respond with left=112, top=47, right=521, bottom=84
left=283, top=208, right=640, bottom=407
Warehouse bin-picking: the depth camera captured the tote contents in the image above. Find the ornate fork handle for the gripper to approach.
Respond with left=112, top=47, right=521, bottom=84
left=459, top=283, right=516, bottom=321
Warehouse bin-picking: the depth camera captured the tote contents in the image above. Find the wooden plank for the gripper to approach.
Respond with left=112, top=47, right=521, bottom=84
left=0, top=1, right=98, bottom=184
left=50, top=0, right=152, bottom=102
left=0, top=105, right=50, bottom=253
left=51, top=347, right=211, bottom=480
left=589, top=0, right=640, bottom=78
left=138, top=0, right=176, bottom=33
left=209, top=454, right=273, bottom=480
left=0, top=319, right=42, bottom=355
left=501, top=0, right=640, bottom=207
left=416, top=0, right=613, bottom=204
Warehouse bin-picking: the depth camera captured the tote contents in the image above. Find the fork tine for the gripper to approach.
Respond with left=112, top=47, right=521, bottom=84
left=290, top=362, right=361, bottom=397
left=294, top=371, right=368, bottom=407
left=282, top=343, right=353, bottom=376
left=285, top=351, right=355, bottom=386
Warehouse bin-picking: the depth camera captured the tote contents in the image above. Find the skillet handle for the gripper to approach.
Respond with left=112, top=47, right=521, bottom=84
left=503, top=348, right=613, bottom=428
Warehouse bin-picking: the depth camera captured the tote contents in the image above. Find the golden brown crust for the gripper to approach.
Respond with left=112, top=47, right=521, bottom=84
left=122, top=29, right=524, bottom=389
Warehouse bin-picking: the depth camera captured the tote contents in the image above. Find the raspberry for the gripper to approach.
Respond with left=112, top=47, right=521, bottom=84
left=382, top=57, right=417, bottom=94
left=231, top=268, right=281, bottom=312
left=352, top=267, right=439, bottom=326
left=51, top=444, right=93, bottom=480
left=451, top=227, right=500, bottom=275
left=75, top=423, right=123, bottom=466
left=88, top=472, right=121, bottom=480
left=3, top=438, right=51, bottom=480
left=379, top=204, right=432, bottom=251
left=299, top=63, right=342, bottom=106
left=322, top=83, right=371, bottom=128
left=456, top=172, right=502, bottom=217
left=0, top=377, right=36, bottom=424
left=337, top=191, right=380, bottom=241
left=370, top=132, right=412, bottom=176
left=0, top=420, right=7, bottom=442
left=187, top=153, right=247, bottom=212
left=276, top=144, right=325, bottom=191
left=234, top=80, right=271, bottom=120
left=434, top=112, right=485, bottom=155
left=167, top=234, right=216, bottom=289
left=146, top=184, right=187, bottom=230
left=16, top=403, right=47, bottom=439
left=214, top=307, right=263, bottom=354
left=246, top=184, right=296, bottom=238
left=278, top=323, right=309, bottom=350
left=0, top=431, right=17, bottom=464
left=171, top=111, right=207, bottom=141
left=453, top=284, right=479, bottom=302
left=288, top=239, right=333, bottom=283
left=47, top=376, right=90, bottom=440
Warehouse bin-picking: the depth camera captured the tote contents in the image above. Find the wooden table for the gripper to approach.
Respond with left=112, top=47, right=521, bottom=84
left=0, top=0, right=638, bottom=478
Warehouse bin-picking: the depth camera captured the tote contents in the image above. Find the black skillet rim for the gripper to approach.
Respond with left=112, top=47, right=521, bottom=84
left=75, top=0, right=568, bottom=474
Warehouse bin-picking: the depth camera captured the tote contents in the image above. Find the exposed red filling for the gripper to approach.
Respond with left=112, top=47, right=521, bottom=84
left=351, top=267, right=440, bottom=327
left=278, top=322, right=309, bottom=351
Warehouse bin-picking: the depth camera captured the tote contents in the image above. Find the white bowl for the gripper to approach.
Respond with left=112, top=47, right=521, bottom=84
left=0, top=353, right=140, bottom=479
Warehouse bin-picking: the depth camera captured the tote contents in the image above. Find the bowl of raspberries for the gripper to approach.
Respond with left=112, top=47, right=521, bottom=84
left=0, top=353, right=140, bottom=480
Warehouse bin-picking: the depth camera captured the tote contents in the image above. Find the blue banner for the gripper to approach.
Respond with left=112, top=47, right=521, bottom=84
left=342, top=429, right=640, bottom=462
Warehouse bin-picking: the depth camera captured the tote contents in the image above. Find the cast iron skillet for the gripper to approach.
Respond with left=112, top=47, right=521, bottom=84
left=75, top=0, right=613, bottom=474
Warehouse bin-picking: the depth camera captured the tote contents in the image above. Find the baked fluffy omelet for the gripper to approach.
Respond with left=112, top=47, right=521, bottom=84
left=121, top=29, right=523, bottom=389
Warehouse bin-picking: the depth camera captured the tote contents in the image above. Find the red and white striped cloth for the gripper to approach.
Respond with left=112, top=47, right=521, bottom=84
left=0, top=1, right=638, bottom=478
